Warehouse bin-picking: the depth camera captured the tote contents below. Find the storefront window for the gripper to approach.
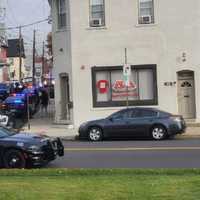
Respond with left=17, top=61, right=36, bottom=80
left=92, top=65, right=158, bottom=107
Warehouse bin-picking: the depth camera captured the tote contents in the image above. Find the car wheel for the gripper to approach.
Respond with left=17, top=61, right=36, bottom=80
left=88, top=127, right=103, bottom=141
left=151, top=125, right=167, bottom=140
left=4, top=150, right=26, bottom=169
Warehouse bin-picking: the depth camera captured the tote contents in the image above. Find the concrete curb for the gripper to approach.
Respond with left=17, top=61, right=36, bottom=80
left=58, top=134, right=200, bottom=141
left=59, top=135, right=78, bottom=141
left=176, top=134, right=200, bottom=139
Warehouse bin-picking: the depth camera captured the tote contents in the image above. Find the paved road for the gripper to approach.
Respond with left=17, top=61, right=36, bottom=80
left=48, top=138, right=200, bottom=168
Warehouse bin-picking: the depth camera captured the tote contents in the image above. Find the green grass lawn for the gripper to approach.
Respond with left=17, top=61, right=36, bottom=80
left=0, top=169, right=200, bottom=200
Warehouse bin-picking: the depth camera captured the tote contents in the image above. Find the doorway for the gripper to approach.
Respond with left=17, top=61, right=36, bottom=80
left=177, top=71, right=196, bottom=119
left=60, top=73, right=70, bottom=121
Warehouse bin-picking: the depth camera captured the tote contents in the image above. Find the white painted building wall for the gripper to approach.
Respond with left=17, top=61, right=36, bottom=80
left=50, top=0, right=200, bottom=128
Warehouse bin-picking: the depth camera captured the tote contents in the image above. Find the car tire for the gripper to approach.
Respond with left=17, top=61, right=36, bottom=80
left=88, top=127, right=103, bottom=142
left=151, top=125, right=167, bottom=140
left=3, top=150, right=26, bottom=169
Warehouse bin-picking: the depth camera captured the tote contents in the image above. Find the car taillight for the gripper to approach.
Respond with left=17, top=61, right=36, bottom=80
left=0, top=103, right=7, bottom=109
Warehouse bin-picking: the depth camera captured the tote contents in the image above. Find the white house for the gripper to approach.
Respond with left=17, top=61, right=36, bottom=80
left=49, top=0, right=200, bottom=128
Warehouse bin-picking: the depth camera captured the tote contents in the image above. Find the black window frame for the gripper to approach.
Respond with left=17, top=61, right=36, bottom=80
left=92, top=64, right=158, bottom=108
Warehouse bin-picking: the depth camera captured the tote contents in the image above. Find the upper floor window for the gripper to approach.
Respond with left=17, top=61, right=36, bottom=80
left=57, top=0, right=66, bottom=29
left=90, top=0, right=105, bottom=27
left=138, top=0, right=154, bottom=24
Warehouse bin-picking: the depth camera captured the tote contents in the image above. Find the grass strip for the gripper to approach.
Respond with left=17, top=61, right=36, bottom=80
left=0, top=168, right=200, bottom=176
left=0, top=169, right=199, bottom=200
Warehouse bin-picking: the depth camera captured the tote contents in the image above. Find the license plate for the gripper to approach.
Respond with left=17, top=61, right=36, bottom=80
left=10, top=109, right=16, bottom=112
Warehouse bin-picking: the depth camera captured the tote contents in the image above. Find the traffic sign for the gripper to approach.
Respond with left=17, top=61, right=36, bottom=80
left=123, top=64, right=131, bottom=76
left=123, top=64, right=131, bottom=86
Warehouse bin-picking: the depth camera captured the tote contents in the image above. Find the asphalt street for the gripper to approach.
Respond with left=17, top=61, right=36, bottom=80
left=48, top=138, right=200, bottom=168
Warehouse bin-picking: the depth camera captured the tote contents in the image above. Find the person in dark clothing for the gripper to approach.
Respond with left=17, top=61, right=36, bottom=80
left=40, top=89, right=49, bottom=116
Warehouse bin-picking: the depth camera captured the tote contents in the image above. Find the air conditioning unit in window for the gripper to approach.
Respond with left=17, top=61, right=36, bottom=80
left=140, top=15, right=152, bottom=24
left=90, top=18, right=102, bottom=27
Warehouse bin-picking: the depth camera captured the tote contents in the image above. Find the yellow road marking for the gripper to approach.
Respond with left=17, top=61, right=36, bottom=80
left=64, top=147, right=200, bottom=151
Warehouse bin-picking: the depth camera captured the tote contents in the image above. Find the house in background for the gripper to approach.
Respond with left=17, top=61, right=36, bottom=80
left=0, top=43, right=9, bottom=82
left=49, top=0, right=200, bottom=128
left=7, top=39, right=26, bottom=82
left=0, top=1, right=9, bottom=83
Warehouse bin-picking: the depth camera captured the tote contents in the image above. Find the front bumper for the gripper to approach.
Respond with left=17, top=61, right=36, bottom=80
left=78, top=125, right=88, bottom=139
left=26, top=138, right=64, bottom=166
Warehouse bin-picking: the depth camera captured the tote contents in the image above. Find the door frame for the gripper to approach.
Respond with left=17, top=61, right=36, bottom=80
left=177, top=70, right=196, bottom=119
left=59, top=72, right=71, bottom=121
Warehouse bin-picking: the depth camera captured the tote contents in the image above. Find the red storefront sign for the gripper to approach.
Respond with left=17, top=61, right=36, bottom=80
left=96, top=80, right=109, bottom=94
left=112, top=80, right=138, bottom=98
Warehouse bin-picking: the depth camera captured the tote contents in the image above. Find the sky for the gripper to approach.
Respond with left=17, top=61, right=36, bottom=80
left=4, top=0, right=51, bottom=55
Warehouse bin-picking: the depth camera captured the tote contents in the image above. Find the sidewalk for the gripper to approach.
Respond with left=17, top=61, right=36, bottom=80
left=22, top=100, right=200, bottom=140
left=22, top=100, right=77, bottom=140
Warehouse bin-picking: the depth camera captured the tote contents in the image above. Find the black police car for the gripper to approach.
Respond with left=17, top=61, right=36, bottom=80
left=0, top=126, right=64, bottom=168
left=0, top=83, right=10, bottom=101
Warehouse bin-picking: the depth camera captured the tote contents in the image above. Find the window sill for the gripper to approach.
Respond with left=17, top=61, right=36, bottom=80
left=86, top=26, right=108, bottom=30
left=55, top=28, right=68, bottom=33
left=135, top=23, right=157, bottom=28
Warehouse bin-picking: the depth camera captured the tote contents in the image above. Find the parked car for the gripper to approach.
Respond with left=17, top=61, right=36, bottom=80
left=0, top=126, right=64, bottom=168
left=79, top=108, right=186, bottom=141
left=3, top=90, right=39, bottom=118
left=0, top=109, right=16, bottom=128
left=0, top=83, right=10, bottom=101
left=3, top=94, right=28, bottom=118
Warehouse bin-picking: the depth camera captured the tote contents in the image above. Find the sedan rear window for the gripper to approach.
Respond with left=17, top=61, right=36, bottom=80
left=136, top=110, right=158, bottom=118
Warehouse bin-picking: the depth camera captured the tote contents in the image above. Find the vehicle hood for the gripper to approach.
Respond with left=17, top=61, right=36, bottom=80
left=2, top=133, right=49, bottom=143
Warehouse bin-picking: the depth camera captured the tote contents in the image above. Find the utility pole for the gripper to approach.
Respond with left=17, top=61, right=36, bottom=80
left=32, top=30, right=36, bottom=86
left=19, top=26, right=22, bottom=82
left=124, top=48, right=129, bottom=108
left=41, top=41, right=45, bottom=84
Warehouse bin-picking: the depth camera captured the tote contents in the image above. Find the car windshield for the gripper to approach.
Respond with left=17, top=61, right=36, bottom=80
left=0, top=126, right=18, bottom=138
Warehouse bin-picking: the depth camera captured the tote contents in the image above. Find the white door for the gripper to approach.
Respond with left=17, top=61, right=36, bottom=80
left=178, top=79, right=196, bottom=118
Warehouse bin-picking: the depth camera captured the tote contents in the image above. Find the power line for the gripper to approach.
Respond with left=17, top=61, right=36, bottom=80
left=0, top=18, right=48, bottom=30
left=6, top=0, right=19, bottom=25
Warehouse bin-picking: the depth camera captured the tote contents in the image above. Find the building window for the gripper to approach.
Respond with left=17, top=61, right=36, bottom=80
left=90, top=0, right=105, bottom=27
left=138, top=0, right=154, bottom=24
left=57, top=0, right=66, bottom=29
left=92, top=65, right=158, bottom=107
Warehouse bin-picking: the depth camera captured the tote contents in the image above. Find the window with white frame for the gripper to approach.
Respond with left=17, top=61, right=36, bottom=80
left=138, top=0, right=154, bottom=24
left=57, top=0, right=66, bottom=29
left=90, top=0, right=105, bottom=27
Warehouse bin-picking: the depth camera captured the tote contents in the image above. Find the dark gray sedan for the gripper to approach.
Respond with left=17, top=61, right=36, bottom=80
left=78, top=108, right=186, bottom=141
